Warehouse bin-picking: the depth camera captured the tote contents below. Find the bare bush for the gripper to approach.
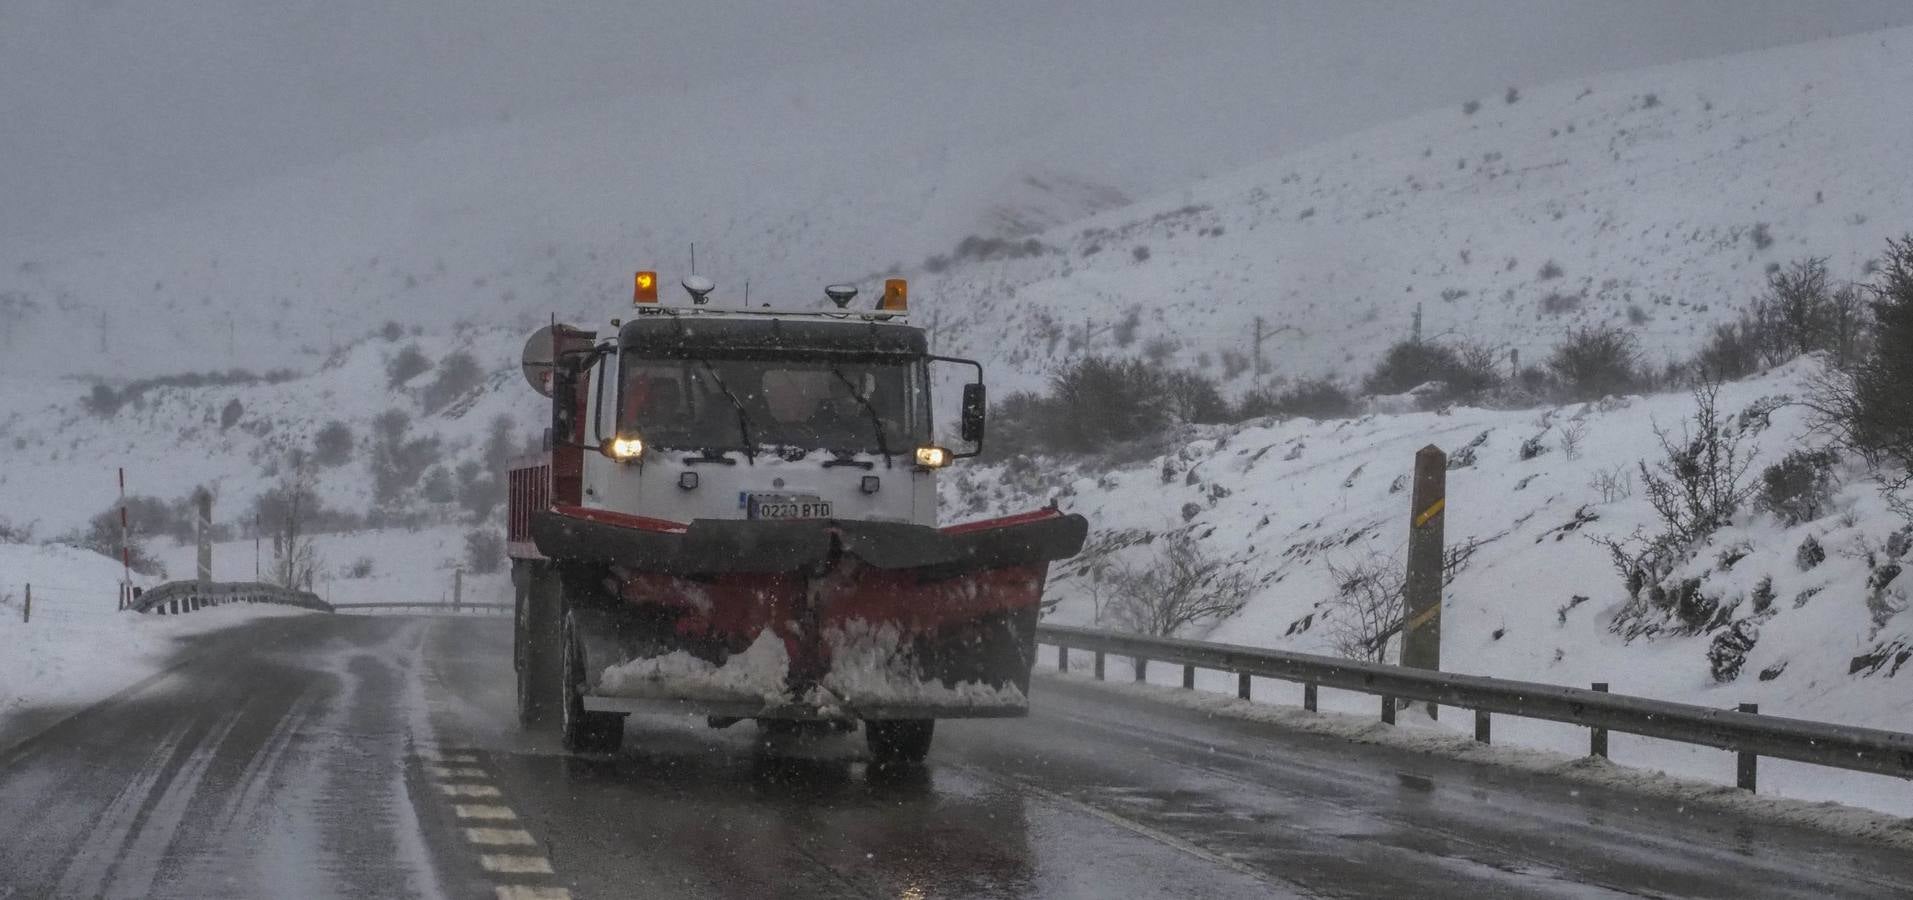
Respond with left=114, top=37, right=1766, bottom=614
left=1809, top=236, right=1913, bottom=503
left=465, top=529, right=505, bottom=575
left=1547, top=324, right=1640, bottom=400
left=313, top=420, right=354, bottom=467
left=387, top=344, right=432, bottom=388
left=1235, top=379, right=1354, bottom=421
left=1757, top=449, right=1838, bottom=525
left=1323, top=552, right=1405, bottom=662
left=1589, top=465, right=1633, bottom=503
left=1638, top=380, right=1758, bottom=548
left=268, top=457, right=322, bottom=591
left=369, top=409, right=440, bottom=506
left=422, top=351, right=483, bottom=413
left=1559, top=420, right=1587, bottom=460
left=1104, top=535, right=1251, bottom=637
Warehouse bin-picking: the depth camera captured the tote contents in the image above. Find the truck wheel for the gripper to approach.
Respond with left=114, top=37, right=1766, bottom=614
left=865, top=719, right=934, bottom=765
left=559, top=611, right=624, bottom=754
left=514, top=562, right=561, bottom=727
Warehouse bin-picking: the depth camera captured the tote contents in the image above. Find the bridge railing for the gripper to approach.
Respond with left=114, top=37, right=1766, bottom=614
left=330, top=601, right=512, bottom=616
left=1036, top=623, right=1913, bottom=791
left=131, top=581, right=332, bottom=615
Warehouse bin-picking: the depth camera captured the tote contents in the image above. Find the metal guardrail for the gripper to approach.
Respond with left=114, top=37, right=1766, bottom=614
left=1036, top=623, right=1913, bottom=789
left=331, top=601, right=512, bottom=615
left=132, top=581, right=332, bottom=615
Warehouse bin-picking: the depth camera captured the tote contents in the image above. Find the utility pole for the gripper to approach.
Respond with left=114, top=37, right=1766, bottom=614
left=1252, top=316, right=1268, bottom=376
left=1411, top=303, right=1424, bottom=344
left=253, top=512, right=261, bottom=581
left=452, top=567, right=464, bottom=612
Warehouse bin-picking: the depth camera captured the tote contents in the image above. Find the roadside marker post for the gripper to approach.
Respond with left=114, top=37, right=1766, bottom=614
left=1402, top=445, right=1446, bottom=718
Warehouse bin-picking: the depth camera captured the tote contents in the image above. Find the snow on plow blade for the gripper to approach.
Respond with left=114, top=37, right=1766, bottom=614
left=532, top=507, right=1087, bottom=719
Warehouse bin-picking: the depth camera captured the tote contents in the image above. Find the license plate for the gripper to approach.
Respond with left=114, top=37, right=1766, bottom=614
left=748, top=494, right=832, bottom=520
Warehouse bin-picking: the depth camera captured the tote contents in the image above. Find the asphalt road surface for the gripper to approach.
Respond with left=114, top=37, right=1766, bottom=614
left=2, top=612, right=1910, bottom=899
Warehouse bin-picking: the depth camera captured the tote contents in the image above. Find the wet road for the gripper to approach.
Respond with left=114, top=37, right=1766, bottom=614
left=2, top=613, right=1910, bottom=899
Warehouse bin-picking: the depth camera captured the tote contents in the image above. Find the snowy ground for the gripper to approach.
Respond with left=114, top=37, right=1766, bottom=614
left=947, top=360, right=1913, bottom=815
left=0, top=542, right=308, bottom=747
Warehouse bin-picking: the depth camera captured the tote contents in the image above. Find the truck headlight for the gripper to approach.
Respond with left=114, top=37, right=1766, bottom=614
left=914, top=446, right=951, bottom=469
left=605, top=436, right=644, bottom=461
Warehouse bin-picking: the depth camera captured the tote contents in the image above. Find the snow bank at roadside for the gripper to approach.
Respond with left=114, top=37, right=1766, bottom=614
left=0, top=541, right=308, bottom=744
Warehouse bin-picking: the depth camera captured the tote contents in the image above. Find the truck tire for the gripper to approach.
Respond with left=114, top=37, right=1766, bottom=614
left=865, top=719, right=934, bottom=765
left=514, top=561, right=561, bottom=727
left=559, top=610, right=624, bottom=754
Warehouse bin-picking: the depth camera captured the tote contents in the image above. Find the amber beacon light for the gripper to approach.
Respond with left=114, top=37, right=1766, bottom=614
left=633, top=270, right=659, bottom=304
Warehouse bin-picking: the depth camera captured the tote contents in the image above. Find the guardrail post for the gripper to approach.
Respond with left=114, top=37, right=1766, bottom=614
left=1303, top=682, right=1317, bottom=712
left=1182, top=664, right=1195, bottom=690
left=1737, top=703, right=1759, bottom=791
left=1237, top=673, right=1251, bottom=700
left=1381, top=695, right=1396, bottom=725
left=1058, top=644, right=1069, bottom=673
left=1590, top=682, right=1609, bottom=758
left=1134, top=656, right=1148, bottom=683
left=1094, top=651, right=1105, bottom=681
left=1474, top=709, right=1491, bottom=743
left=453, top=566, right=463, bottom=613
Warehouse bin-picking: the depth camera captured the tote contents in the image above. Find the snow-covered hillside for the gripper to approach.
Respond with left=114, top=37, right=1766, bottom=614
left=926, top=26, right=1913, bottom=394
left=945, top=361, right=1913, bottom=810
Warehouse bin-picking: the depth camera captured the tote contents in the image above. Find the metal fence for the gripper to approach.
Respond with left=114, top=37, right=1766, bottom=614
left=331, top=601, right=512, bottom=616
left=1036, top=623, right=1913, bottom=791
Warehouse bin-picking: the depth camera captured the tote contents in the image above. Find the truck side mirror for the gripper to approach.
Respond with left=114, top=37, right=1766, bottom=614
left=960, top=383, right=986, bottom=445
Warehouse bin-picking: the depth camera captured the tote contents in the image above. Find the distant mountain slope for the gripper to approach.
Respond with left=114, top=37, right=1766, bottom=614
left=923, top=25, right=1913, bottom=393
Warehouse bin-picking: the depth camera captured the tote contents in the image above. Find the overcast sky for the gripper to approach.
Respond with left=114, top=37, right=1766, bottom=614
left=4, top=0, right=1909, bottom=247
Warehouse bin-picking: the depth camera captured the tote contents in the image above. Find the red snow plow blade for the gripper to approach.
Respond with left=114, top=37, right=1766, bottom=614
left=531, top=507, right=1087, bottom=720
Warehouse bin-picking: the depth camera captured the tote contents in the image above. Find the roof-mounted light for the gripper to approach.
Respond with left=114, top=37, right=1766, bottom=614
left=682, top=275, right=715, bottom=305
left=825, top=284, right=859, bottom=309
left=880, top=278, right=908, bottom=312
left=633, top=271, right=658, bottom=304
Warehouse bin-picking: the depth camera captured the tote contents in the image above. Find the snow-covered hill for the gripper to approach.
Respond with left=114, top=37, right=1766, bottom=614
left=946, top=361, right=1912, bottom=812
left=925, top=25, right=1913, bottom=393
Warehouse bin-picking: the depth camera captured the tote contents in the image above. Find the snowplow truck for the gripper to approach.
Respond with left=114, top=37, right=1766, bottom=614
left=507, top=272, right=1087, bottom=762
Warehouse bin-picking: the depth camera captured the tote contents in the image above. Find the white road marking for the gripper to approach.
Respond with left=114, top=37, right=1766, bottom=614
left=426, top=765, right=490, bottom=779
left=465, top=827, right=537, bottom=846
left=480, top=854, right=555, bottom=875
left=455, top=804, right=519, bottom=821
left=495, top=887, right=572, bottom=900
left=439, top=783, right=502, bottom=798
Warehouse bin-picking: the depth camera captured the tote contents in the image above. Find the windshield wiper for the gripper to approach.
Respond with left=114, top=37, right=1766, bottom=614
left=697, top=360, right=757, bottom=461
left=829, top=365, right=893, bottom=465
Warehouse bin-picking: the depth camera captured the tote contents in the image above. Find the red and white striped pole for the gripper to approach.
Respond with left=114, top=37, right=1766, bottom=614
left=119, top=467, right=131, bottom=609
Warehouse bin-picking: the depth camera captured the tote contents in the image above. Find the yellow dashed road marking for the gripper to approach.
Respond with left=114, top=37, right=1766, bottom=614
left=455, top=804, right=519, bottom=821
left=438, top=783, right=502, bottom=798
left=465, top=827, right=537, bottom=846
left=480, top=854, right=555, bottom=875
left=495, top=887, right=571, bottom=900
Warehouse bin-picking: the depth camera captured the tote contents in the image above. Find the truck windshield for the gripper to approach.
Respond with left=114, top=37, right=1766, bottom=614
left=620, top=355, right=924, bottom=455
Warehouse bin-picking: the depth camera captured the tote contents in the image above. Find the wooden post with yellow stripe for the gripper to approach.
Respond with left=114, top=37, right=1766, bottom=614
left=1401, top=445, right=1446, bottom=711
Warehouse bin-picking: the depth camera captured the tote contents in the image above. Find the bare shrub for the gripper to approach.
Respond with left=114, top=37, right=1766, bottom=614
left=1809, top=237, right=1913, bottom=502
left=220, top=398, right=244, bottom=430
left=387, top=344, right=432, bottom=388
left=1163, top=371, right=1231, bottom=424
left=1589, top=464, right=1632, bottom=503
left=345, top=556, right=375, bottom=579
left=1538, top=260, right=1564, bottom=281
left=1547, top=324, right=1640, bottom=400
left=1104, top=534, right=1250, bottom=637
left=1323, top=552, right=1405, bottom=662
left=422, top=351, right=483, bottom=413
left=1235, top=379, right=1354, bottom=421
left=1462, top=99, right=1481, bottom=115
left=465, top=529, right=505, bottom=575
left=313, top=420, right=354, bottom=467
left=369, top=409, right=440, bottom=506
left=1131, top=245, right=1151, bottom=263
left=1141, top=336, right=1178, bottom=365
left=1757, top=449, right=1838, bottom=525
left=1638, top=380, right=1758, bottom=547
left=1559, top=420, right=1587, bottom=460
left=268, top=457, right=322, bottom=590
